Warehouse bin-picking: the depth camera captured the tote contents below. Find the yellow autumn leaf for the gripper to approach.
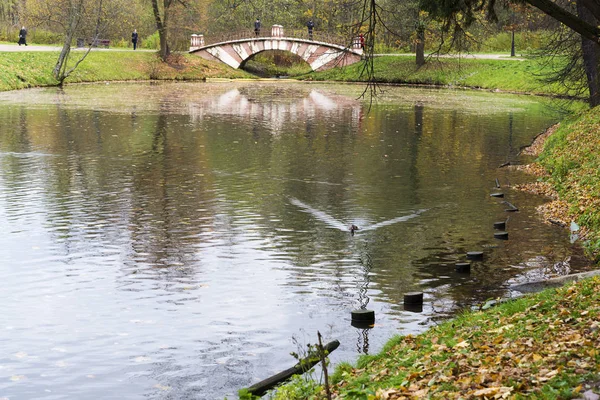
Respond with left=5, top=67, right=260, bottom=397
left=490, top=324, right=514, bottom=333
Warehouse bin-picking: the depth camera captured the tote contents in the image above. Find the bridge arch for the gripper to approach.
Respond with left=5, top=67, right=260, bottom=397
left=189, top=34, right=363, bottom=72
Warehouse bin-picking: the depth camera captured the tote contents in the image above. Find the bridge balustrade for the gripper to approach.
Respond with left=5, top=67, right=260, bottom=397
left=271, top=25, right=284, bottom=37
left=191, top=28, right=354, bottom=49
left=190, top=34, right=204, bottom=48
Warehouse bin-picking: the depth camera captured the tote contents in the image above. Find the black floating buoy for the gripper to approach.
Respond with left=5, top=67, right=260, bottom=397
left=404, top=291, right=424, bottom=305
left=455, top=262, right=471, bottom=273
left=351, top=319, right=374, bottom=329
left=503, top=201, right=519, bottom=212
left=351, top=309, right=375, bottom=323
left=494, top=231, right=509, bottom=240
left=403, top=303, right=423, bottom=313
left=493, top=221, right=506, bottom=230
left=466, top=251, right=484, bottom=260
left=490, top=192, right=504, bottom=198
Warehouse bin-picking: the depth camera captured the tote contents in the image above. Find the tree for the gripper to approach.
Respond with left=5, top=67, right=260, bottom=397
left=0, top=0, right=20, bottom=27
left=577, top=0, right=600, bottom=105
left=27, top=0, right=106, bottom=84
left=151, top=0, right=189, bottom=60
left=419, top=0, right=600, bottom=106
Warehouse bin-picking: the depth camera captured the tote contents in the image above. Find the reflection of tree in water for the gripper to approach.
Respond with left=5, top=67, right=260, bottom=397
left=355, top=250, right=372, bottom=354
left=125, top=110, right=216, bottom=277
left=357, top=251, right=372, bottom=310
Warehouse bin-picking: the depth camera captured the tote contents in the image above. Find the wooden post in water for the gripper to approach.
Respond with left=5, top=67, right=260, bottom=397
left=243, top=340, right=340, bottom=397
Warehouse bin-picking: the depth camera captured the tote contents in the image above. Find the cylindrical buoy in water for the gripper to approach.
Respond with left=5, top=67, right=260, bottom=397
left=404, top=303, right=423, bottom=313
left=466, top=251, right=484, bottom=260
left=494, top=231, right=509, bottom=240
left=351, top=309, right=375, bottom=323
left=494, top=221, right=506, bottom=230
left=455, top=262, right=471, bottom=273
left=351, top=319, right=374, bottom=329
left=404, top=291, right=424, bottom=304
left=490, top=193, right=504, bottom=198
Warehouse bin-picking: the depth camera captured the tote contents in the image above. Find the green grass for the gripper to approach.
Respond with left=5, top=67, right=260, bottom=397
left=0, top=50, right=253, bottom=92
left=299, top=56, right=578, bottom=98
left=0, top=49, right=578, bottom=102
left=538, top=109, right=600, bottom=257
left=270, top=277, right=600, bottom=399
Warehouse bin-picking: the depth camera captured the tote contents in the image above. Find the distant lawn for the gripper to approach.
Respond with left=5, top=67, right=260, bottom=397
left=299, top=55, right=580, bottom=99
left=0, top=50, right=582, bottom=102
left=0, top=51, right=253, bottom=92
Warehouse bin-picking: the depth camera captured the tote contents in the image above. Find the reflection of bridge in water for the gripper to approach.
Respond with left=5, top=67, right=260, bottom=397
left=187, top=87, right=364, bottom=133
left=189, top=26, right=364, bottom=71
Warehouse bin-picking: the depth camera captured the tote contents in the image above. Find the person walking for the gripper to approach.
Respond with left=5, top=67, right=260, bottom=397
left=307, top=19, right=315, bottom=39
left=132, top=29, right=139, bottom=50
left=18, top=26, right=27, bottom=46
left=254, top=18, right=261, bottom=36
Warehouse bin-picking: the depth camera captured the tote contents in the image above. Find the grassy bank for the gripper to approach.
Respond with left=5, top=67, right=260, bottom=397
left=267, top=276, right=600, bottom=399
left=0, top=50, right=252, bottom=92
left=300, top=56, right=575, bottom=98
left=0, top=50, right=578, bottom=100
left=536, top=110, right=600, bottom=258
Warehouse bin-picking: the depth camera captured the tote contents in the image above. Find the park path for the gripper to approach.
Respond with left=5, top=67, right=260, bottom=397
left=0, top=43, right=523, bottom=59
left=0, top=43, right=151, bottom=52
left=374, top=52, right=525, bottom=60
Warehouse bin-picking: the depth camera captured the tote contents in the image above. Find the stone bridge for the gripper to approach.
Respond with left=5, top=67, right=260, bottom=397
left=189, top=27, right=364, bottom=71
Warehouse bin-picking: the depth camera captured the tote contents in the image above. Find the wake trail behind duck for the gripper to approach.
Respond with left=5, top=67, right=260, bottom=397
left=290, top=197, right=427, bottom=233
left=359, top=209, right=427, bottom=231
left=289, top=197, right=348, bottom=231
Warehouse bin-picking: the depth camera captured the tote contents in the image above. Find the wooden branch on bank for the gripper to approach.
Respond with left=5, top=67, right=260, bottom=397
left=244, top=339, right=340, bottom=397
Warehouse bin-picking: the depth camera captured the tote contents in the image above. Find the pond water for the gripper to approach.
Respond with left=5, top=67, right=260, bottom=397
left=0, top=82, right=590, bottom=399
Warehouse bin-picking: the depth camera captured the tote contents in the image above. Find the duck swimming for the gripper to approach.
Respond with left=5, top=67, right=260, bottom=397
left=289, top=197, right=426, bottom=235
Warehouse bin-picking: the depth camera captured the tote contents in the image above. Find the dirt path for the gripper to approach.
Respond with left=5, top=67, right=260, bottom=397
left=373, top=52, right=525, bottom=60
left=0, top=43, right=152, bottom=52
left=0, top=43, right=523, bottom=59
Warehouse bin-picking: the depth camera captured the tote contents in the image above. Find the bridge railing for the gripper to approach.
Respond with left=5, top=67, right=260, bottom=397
left=192, top=28, right=356, bottom=49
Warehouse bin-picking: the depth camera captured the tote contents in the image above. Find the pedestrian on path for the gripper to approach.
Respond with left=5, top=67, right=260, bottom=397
left=254, top=18, right=261, bottom=36
left=307, top=19, right=314, bottom=40
left=132, top=29, right=139, bottom=50
left=18, top=26, right=27, bottom=46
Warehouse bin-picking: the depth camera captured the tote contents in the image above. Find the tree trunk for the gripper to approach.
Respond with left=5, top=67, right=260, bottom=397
left=415, top=26, right=425, bottom=67
left=526, top=0, right=600, bottom=44
left=53, top=36, right=73, bottom=84
left=577, top=0, right=600, bottom=106
left=53, top=0, right=83, bottom=83
left=511, top=30, right=515, bottom=57
left=152, top=0, right=171, bottom=61
left=53, top=0, right=102, bottom=85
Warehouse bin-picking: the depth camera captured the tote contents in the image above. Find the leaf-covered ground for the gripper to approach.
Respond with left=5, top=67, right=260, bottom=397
left=515, top=109, right=600, bottom=258
left=275, top=277, right=600, bottom=399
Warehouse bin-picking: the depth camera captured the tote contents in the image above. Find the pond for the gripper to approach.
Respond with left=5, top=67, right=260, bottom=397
left=0, top=82, right=590, bottom=399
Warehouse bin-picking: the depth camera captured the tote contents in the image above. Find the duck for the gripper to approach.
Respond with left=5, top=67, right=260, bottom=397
left=350, top=224, right=359, bottom=236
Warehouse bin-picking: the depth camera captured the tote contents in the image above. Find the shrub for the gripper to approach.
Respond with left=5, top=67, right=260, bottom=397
left=142, top=32, right=160, bottom=50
